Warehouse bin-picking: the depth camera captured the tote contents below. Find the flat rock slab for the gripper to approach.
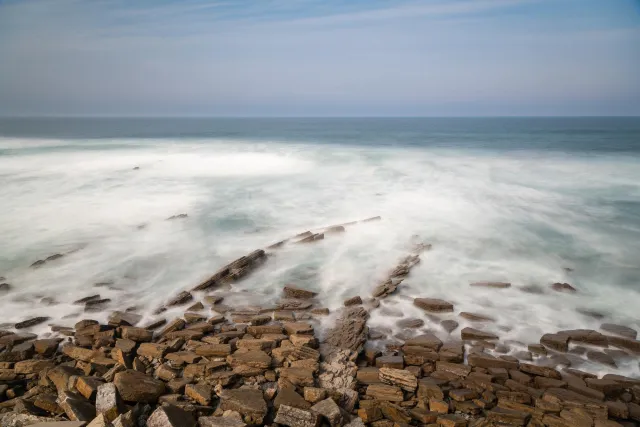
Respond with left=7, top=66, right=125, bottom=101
left=470, top=282, right=511, bottom=288
left=146, top=404, right=196, bottom=427
left=600, top=323, right=637, bottom=339
left=283, top=286, right=317, bottom=299
left=414, top=298, right=454, bottom=312
left=461, top=327, right=499, bottom=341
left=219, top=389, right=268, bottom=425
left=274, top=404, right=321, bottom=427
left=114, top=369, right=165, bottom=403
left=405, top=333, right=443, bottom=351
left=30, top=423, right=87, bottom=427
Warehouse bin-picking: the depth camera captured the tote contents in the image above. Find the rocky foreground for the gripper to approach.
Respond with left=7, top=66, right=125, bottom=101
left=1, top=219, right=640, bottom=427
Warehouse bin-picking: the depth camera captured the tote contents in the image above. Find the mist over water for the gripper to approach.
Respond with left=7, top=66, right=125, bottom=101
left=1, top=118, right=640, bottom=376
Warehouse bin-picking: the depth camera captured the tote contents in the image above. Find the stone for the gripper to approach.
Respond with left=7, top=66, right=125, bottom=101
left=63, top=345, right=96, bottom=362
left=34, top=393, right=64, bottom=415
left=137, top=343, right=168, bottom=358
left=113, top=370, right=165, bottom=403
left=303, top=387, right=327, bottom=404
left=48, top=365, right=84, bottom=393
left=519, top=363, right=561, bottom=379
left=437, top=361, right=472, bottom=377
left=86, top=414, right=110, bottom=427
left=275, top=386, right=311, bottom=410
left=58, top=391, right=97, bottom=421
left=587, top=350, right=616, bottom=366
left=343, top=296, right=362, bottom=306
left=283, top=286, right=318, bottom=299
left=219, top=389, right=268, bottom=425
left=470, top=282, right=511, bottom=289
left=600, top=323, right=637, bottom=339
left=15, top=317, right=50, bottom=329
left=199, top=415, right=247, bottom=427
left=166, top=291, right=193, bottom=307
left=108, top=311, right=142, bottom=327
left=196, top=344, right=232, bottom=357
left=34, top=339, right=61, bottom=357
left=468, top=353, right=518, bottom=370
left=324, top=306, right=369, bottom=353
left=461, top=327, right=499, bottom=341
left=96, top=382, right=121, bottom=423
left=460, top=312, right=495, bottom=322
left=76, top=376, right=104, bottom=400
left=541, top=333, right=569, bottom=352
left=486, top=407, right=530, bottom=426
left=441, top=320, right=459, bottom=333
left=379, top=367, right=418, bottom=391
left=376, top=354, right=404, bottom=369
left=279, top=367, right=315, bottom=387
left=414, top=298, right=454, bottom=312
left=227, top=350, right=271, bottom=369
left=310, top=398, right=343, bottom=426
left=146, top=404, right=196, bottom=427
left=450, top=389, right=479, bottom=402
left=366, top=383, right=404, bottom=401
left=185, top=383, right=212, bottom=405
left=120, top=327, right=153, bottom=342
left=14, top=359, right=55, bottom=374
left=437, top=414, right=468, bottom=427
left=551, top=282, right=577, bottom=292
left=274, top=404, right=321, bottom=427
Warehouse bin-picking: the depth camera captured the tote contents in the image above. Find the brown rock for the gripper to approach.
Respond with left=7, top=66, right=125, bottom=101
left=436, top=361, right=471, bottom=378
left=459, top=312, right=495, bottom=322
left=607, top=335, right=640, bottom=354
left=405, top=332, right=443, bottom=350
left=486, top=407, right=530, bottom=426
left=34, top=339, right=61, bottom=357
left=274, top=404, right=320, bottom=427
left=275, top=386, right=311, bottom=410
left=283, top=286, right=318, bottom=299
left=468, top=353, right=518, bottom=370
left=519, top=363, right=561, bottom=379
left=343, top=296, right=362, bottom=307
left=220, top=389, right=268, bottom=425
left=441, top=320, right=459, bottom=334
left=120, top=326, right=153, bottom=342
left=397, top=318, right=425, bottom=329
left=450, top=389, right=479, bottom=402
left=303, top=387, right=327, bottom=404
left=13, top=359, right=55, bottom=374
left=430, top=399, right=450, bottom=414
left=586, top=350, right=616, bottom=367
left=166, top=291, right=193, bottom=307
left=540, top=333, right=569, bottom=352
left=196, top=344, right=232, bottom=357
left=470, top=282, right=511, bottom=289
left=185, top=383, right=212, bottom=406
left=359, top=405, right=383, bottom=423
left=379, top=367, right=418, bottom=391
left=137, top=343, right=168, bottom=359
left=376, top=355, right=404, bottom=369
left=437, top=414, right=468, bottom=427
left=600, top=323, right=637, bottom=339
left=414, top=298, right=454, bottom=312
left=14, top=316, right=50, bottom=329
left=47, top=365, right=84, bottom=393
left=58, top=390, right=96, bottom=421
left=551, top=282, right=577, bottom=292
left=113, top=369, right=165, bottom=403
left=146, top=404, right=196, bottom=427
left=461, top=327, right=498, bottom=341
left=323, top=306, right=369, bottom=353
left=76, top=376, right=104, bottom=400
left=366, top=384, right=404, bottom=401
left=227, top=350, right=271, bottom=369
left=279, top=367, right=315, bottom=387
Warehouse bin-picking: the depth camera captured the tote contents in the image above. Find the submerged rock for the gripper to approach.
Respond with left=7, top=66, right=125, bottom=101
left=166, top=213, right=188, bottom=220
left=551, top=282, right=577, bottom=293
left=14, top=316, right=50, bottom=329
left=470, top=281, right=511, bottom=289
left=324, top=306, right=369, bottom=353
left=414, top=297, right=454, bottom=313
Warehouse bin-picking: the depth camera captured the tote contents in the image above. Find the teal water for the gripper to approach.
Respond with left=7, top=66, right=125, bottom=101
left=0, top=117, right=639, bottom=375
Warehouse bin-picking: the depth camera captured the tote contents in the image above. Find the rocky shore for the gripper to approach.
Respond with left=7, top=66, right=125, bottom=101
left=1, top=217, right=639, bottom=427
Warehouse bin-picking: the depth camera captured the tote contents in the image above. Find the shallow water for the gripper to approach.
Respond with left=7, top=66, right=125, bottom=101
left=1, top=118, right=639, bottom=376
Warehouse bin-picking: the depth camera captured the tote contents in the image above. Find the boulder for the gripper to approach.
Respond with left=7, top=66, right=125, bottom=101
left=283, top=286, right=318, bottom=299
left=113, top=370, right=165, bottom=403
left=461, top=327, right=499, bottom=341
left=343, top=296, right=362, bottom=307
left=414, top=298, right=454, bottom=312
left=185, top=383, right=212, bottom=406
left=274, top=404, right=321, bottom=427
left=323, top=306, right=369, bottom=353
left=14, top=317, right=50, bottom=329
left=219, top=389, right=268, bottom=425
left=57, top=391, right=96, bottom=421
left=311, top=398, right=343, bottom=426
left=379, top=367, right=418, bottom=391
left=274, top=386, right=311, bottom=410
left=96, top=382, right=122, bottom=423
left=366, top=384, right=404, bottom=401
left=405, top=333, right=443, bottom=351
left=146, top=404, right=196, bottom=427
left=459, top=312, right=495, bottom=322
left=108, top=311, right=142, bottom=327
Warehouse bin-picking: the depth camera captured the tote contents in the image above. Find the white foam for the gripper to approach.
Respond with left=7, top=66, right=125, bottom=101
left=1, top=138, right=640, bottom=376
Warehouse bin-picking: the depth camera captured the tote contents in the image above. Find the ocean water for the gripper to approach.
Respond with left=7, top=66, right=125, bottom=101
left=1, top=117, right=640, bottom=375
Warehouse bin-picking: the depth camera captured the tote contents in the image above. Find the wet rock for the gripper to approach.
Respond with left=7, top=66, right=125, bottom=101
left=343, top=295, right=362, bottom=307
left=540, top=333, right=569, bottom=352
left=146, top=404, right=196, bottom=427
left=219, top=389, right=267, bottom=425
left=84, top=298, right=111, bottom=311
left=274, top=404, right=321, bottom=427
left=396, top=318, right=425, bottom=329
left=108, top=311, right=142, bottom=327
left=461, top=327, right=498, bottom=341
left=278, top=299, right=313, bottom=311
left=324, top=306, right=369, bottom=353
left=441, top=320, right=459, bottom=333
left=600, top=323, right=637, bottom=339
left=372, top=278, right=402, bottom=298
left=33, top=338, right=62, bottom=357
left=560, top=329, right=608, bottom=346
left=74, top=294, right=102, bottom=305
left=0, top=282, right=10, bottom=293
left=607, top=335, right=640, bottom=353
left=166, top=291, right=193, bottom=307
left=14, top=316, right=50, bottom=329
left=114, top=370, right=165, bottom=403
left=459, top=312, right=495, bottom=322
left=586, top=350, right=616, bottom=367
left=283, top=286, right=318, bottom=299
left=414, top=298, right=454, bottom=312
left=468, top=353, right=518, bottom=370
left=166, top=213, right=188, bottom=220
left=551, top=282, right=577, bottom=293
left=405, top=332, right=443, bottom=350
left=470, top=282, right=511, bottom=289
left=137, top=342, right=168, bottom=358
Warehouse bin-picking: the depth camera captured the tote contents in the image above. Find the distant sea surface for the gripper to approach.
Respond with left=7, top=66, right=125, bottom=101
left=1, top=117, right=640, bottom=375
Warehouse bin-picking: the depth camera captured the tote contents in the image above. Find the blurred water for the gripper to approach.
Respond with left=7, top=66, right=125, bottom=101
left=0, top=117, right=639, bottom=375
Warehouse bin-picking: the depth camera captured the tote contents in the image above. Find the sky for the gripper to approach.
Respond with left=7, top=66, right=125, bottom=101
left=0, top=0, right=639, bottom=117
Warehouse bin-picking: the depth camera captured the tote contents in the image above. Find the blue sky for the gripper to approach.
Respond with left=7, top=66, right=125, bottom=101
left=0, top=0, right=639, bottom=116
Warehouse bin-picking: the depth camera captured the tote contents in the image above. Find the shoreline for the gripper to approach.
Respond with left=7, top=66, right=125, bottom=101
left=1, top=218, right=639, bottom=426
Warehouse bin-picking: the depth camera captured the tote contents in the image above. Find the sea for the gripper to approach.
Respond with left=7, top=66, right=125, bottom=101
left=1, top=117, right=639, bottom=375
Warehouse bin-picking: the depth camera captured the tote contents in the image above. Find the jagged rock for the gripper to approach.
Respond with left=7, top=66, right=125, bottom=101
left=137, top=343, right=168, bottom=358
left=274, top=386, right=311, bottom=410
left=303, top=387, right=327, bottom=404
left=274, top=404, right=321, bottom=427
left=96, top=382, right=122, bottom=423
left=414, top=298, right=454, bottom=312
left=318, top=349, right=358, bottom=390
left=461, top=327, right=499, bottom=341
left=34, top=338, right=62, bottom=356
left=57, top=391, right=97, bottom=421
left=227, top=350, right=271, bottom=369
left=379, top=367, right=418, bottom=391
left=185, top=383, right=212, bottom=406
left=311, top=398, right=343, bottom=426
left=372, top=278, right=402, bottom=298
left=343, top=296, right=362, bottom=306
left=551, top=282, right=576, bottom=292
left=366, top=383, right=404, bottom=401
left=219, top=389, right=267, bottom=425
left=13, top=359, right=55, bottom=374
left=114, top=370, right=165, bottom=403
left=166, top=291, right=193, bottom=307
left=120, top=326, right=153, bottom=342
left=146, top=404, right=196, bottom=427
left=440, top=320, right=459, bottom=333
left=279, top=367, right=315, bottom=387
left=108, top=311, right=142, bottom=327
left=48, top=365, right=84, bottom=393
left=283, top=286, right=318, bottom=299
left=76, top=376, right=104, bottom=400
left=278, top=299, right=313, bottom=311
left=14, top=317, right=50, bottom=329
left=199, top=415, right=247, bottom=427
left=323, top=307, right=369, bottom=353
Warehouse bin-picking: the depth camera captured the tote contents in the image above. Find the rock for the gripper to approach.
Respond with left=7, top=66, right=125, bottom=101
left=366, top=383, right=404, bottom=401
left=1, top=413, right=79, bottom=427
left=137, top=343, right=168, bottom=358
left=436, top=361, right=471, bottom=378
left=437, top=414, right=468, bottom=427
left=440, top=320, right=459, bottom=333
left=108, top=311, right=142, bottom=327
left=470, top=281, right=511, bottom=289
left=283, top=286, right=318, bottom=299
left=113, top=370, right=165, bottom=403
left=96, top=382, right=121, bottom=423
left=586, top=350, right=616, bottom=367
left=227, top=350, right=271, bottom=369
left=120, top=326, right=153, bottom=342
left=219, top=389, right=267, bottom=425
left=324, top=306, right=369, bottom=353
left=48, top=365, right=84, bottom=393
left=487, top=407, right=530, bottom=426
left=185, top=383, right=212, bottom=406
left=303, top=387, right=327, bottom=404
left=376, top=354, right=404, bottom=369
left=279, top=367, right=315, bottom=387
left=166, top=213, right=188, bottom=220
left=0, top=282, right=11, bottom=292
left=34, top=338, right=62, bottom=356
left=459, top=312, right=495, bottom=322
left=62, top=345, right=95, bottom=362
left=343, top=296, right=362, bottom=307
left=57, top=391, right=97, bottom=421
left=311, top=398, right=343, bottom=426
left=274, top=404, right=321, bottom=427
left=76, top=376, right=104, bottom=400
left=379, top=367, right=418, bottom=391
left=551, top=282, right=576, bottom=292
left=199, top=415, right=247, bottom=427
left=146, top=404, right=196, bottom=427
left=74, top=294, right=102, bottom=304
left=540, top=333, right=569, bottom=352
left=461, top=327, right=499, bottom=341
left=14, top=317, right=50, bottom=329
left=166, top=291, right=193, bottom=307
left=414, top=298, right=454, bottom=312
left=14, top=359, right=55, bottom=374
left=275, top=386, right=311, bottom=410
left=600, top=323, right=637, bottom=339
left=405, top=332, right=443, bottom=350
left=468, top=353, right=518, bottom=370
left=34, top=393, right=64, bottom=415
left=397, top=318, right=425, bottom=328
